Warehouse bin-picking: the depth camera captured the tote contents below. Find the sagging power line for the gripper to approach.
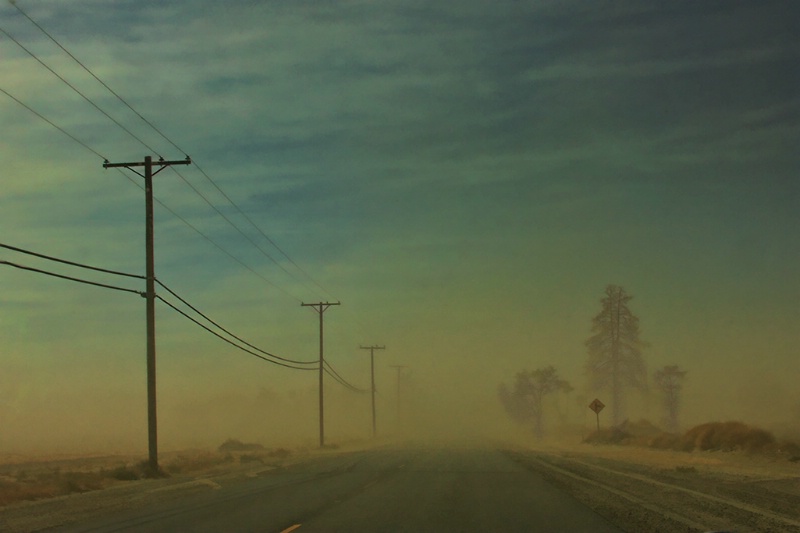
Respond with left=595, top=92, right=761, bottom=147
left=0, top=24, right=162, bottom=157
left=8, top=0, right=189, bottom=157
left=3, top=3, right=375, bottom=452
left=1, top=241, right=313, bottom=369
left=0, top=259, right=144, bottom=296
left=0, top=85, right=107, bottom=161
left=1, top=243, right=144, bottom=279
left=4, top=3, right=336, bottom=303
left=155, top=295, right=317, bottom=371
left=156, top=278, right=315, bottom=367
left=323, top=359, right=368, bottom=394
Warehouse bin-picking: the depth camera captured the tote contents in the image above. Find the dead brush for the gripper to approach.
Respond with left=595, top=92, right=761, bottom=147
left=681, top=421, right=776, bottom=453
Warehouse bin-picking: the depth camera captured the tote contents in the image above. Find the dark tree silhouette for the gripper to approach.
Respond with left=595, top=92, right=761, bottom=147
left=585, top=285, right=647, bottom=425
left=498, top=366, right=572, bottom=438
left=653, top=365, right=687, bottom=433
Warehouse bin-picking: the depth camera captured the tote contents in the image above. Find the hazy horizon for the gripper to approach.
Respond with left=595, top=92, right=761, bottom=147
left=1, top=0, right=798, bottom=455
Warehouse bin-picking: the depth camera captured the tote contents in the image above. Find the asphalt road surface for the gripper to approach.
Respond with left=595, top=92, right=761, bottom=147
left=56, top=445, right=625, bottom=532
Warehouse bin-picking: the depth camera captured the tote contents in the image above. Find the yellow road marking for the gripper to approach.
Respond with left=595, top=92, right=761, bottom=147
left=280, top=524, right=302, bottom=533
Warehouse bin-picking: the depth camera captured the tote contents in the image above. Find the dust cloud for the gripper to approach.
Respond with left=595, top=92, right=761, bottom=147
left=1, top=341, right=799, bottom=458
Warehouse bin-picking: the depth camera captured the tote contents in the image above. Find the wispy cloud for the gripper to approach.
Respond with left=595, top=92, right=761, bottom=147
left=1, top=0, right=798, bottom=449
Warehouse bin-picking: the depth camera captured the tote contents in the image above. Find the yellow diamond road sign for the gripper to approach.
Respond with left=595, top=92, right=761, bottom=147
left=589, top=398, right=605, bottom=414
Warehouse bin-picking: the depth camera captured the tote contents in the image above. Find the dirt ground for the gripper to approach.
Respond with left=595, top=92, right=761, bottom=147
left=1, top=442, right=799, bottom=532
left=511, top=442, right=800, bottom=532
left=0, top=447, right=311, bottom=532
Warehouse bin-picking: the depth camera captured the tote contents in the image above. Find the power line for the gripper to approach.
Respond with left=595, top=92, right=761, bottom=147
left=0, top=25, right=161, bottom=156
left=0, top=85, right=107, bottom=160
left=169, top=167, right=305, bottom=302
left=191, top=160, right=337, bottom=300
left=6, top=3, right=335, bottom=302
left=0, top=259, right=144, bottom=296
left=8, top=0, right=189, bottom=158
left=155, top=278, right=315, bottom=366
left=1, top=242, right=144, bottom=279
left=324, top=367, right=364, bottom=393
left=6, top=5, right=344, bottom=332
left=323, top=360, right=368, bottom=393
left=113, top=168, right=295, bottom=298
left=155, top=295, right=317, bottom=371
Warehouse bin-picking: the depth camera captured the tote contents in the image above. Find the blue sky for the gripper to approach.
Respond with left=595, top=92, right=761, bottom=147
left=1, top=0, right=798, bottom=451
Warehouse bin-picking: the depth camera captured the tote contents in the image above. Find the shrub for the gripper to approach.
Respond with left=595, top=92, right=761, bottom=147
left=267, top=448, right=291, bottom=459
left=681, top=421, right=776, bottom=453
left=109, top=466, right=139, bottom=481
left=218, top=439, right=264, bottom=452
left=647, top=432, right=683, bottom=450
left=583, top=427, right=631, bottom=445
left=239, top=454, right=263, bottom=464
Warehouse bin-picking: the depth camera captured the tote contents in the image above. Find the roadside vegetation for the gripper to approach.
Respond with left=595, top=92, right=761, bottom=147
left=0, top=440, right=297, bottom=508
left=584, top=419, right=800, bottom=461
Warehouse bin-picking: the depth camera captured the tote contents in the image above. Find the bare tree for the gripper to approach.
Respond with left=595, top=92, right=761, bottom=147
left=498, top=366, right=572, bottom=438
left=653, top=365, right=687, bottom=433
left=585, top=285, right=647, bottom=425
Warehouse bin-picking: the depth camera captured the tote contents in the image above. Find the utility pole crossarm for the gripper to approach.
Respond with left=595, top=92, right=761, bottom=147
left=104, top=157, right=191, bottom=179
left=103, top=157, right=191, bottom=168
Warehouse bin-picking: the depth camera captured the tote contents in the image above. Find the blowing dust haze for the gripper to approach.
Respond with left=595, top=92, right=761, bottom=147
left=1, top=0, right=798, bottom=460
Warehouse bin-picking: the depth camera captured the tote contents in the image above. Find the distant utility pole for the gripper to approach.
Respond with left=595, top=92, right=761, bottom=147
left=360, top=345, right=385, bottom=438
left=103, top=155, right=191, bottom=475
left=389, top=364, right=407, bottom=434
left=301, top=301, right=340, bottom=448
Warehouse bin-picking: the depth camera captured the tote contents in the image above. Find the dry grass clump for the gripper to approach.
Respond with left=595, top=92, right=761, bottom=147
left=211, top=439, right=294, bottom=467
left=682, top=421, right=775, bottom=453
left=585, top=420, right=797, bottom=459
left=584, top=427, right=631, bottom=445
left=584, top=419, right=662, bottom=446
left=217, top=439, right=264, bottom=453
left=0, top=443, right=300, bottom=508
left=0, top=468, right=114, bottom=507
left=646, top=432, right=685, bottom=450
left=267, top=447, right=292, bottom=459
left=164, top=452, right=234, bottom=475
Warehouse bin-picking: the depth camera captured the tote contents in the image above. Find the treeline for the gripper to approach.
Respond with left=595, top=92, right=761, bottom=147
left=498, top=284, right=688, bottom=438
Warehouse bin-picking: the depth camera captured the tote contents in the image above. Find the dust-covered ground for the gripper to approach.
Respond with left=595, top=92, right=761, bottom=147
left=508, top=442, right=800, bottom=532
left=0, top=445, right=325, bottom=532
left=1, top=441, right=799, bottom=532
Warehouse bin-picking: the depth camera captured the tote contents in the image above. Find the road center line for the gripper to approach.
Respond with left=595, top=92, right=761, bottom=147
left=279, top=524, right=302, bottom=533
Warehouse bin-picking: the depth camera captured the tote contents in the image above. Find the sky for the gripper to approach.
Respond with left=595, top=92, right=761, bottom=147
left=1, top=0, right=798, bottom=453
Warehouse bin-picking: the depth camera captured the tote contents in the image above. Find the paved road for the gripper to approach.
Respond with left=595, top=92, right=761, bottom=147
left=58, top=445, right=625, bottom=532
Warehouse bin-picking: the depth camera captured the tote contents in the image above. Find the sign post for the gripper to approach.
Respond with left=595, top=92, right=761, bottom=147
left=589, top=398, right=605, bottom=432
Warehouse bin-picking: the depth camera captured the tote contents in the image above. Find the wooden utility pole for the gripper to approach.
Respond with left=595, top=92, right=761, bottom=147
left=103, top=155, right=190, bottom=474
left=301, top=301, right=340, bottom=447
left=389, top=364, right=407, bottom=434
left=360, top=345, right=385, bottom=438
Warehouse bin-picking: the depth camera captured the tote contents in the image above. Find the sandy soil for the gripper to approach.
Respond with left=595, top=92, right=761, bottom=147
left=511, top=443, right=800, bottom=532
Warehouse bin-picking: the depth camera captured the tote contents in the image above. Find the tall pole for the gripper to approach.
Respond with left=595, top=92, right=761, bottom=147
left=144, top=156, right=157, bottom=474
left=360, top=345, right=385, bottom=438
left=389, top=364, right=407, bottom=435
left=301, top=302, right=340, bottom=447
left=103, top=156, right=190, bottom=474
